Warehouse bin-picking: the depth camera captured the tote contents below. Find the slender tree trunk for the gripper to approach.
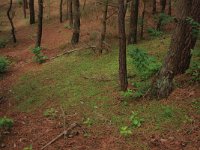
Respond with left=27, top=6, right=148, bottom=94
left=168, top=0, right=171, bottom=16
left=69, top=0, right=73, bottom=27
left=47, top=0, right=50, bottom=20
left=157, top=0, right=167, bottom=30
left=152, top=0, right=156, bottom=14
left=24, top=0, right=28, bottom=8
left=36, top=0, right=43, bottom=47
left=152, top=0, right=200, bottom=99
left=29, top=0, right=35, bottom=24
left=66, top=0, right=69, bottom=20
left=7, top=0, right=16, bottom=43
left=99, top=0, right=108, bottom=54
left=118, top=0, right=128, bottom=91
left=128, top=0, right=139, bottom=44
left=140, top=1, right=146, bottom=39
left=60, top=0, right=63, bottom=23
left=82, top=0, right=87, bottom=11
left=23, top=0, right=27, bottom=18
left=71, top=0, right=80, bottom=45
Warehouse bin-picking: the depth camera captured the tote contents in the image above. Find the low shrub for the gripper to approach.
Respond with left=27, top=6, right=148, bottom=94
left=0, top=56, right=9, bottom=73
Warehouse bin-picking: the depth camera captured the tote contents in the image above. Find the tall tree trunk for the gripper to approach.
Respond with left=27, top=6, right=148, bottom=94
left=152, top=0, right=156, bottom=14
left=157, top=0, right=167, bottom=30
left=36, top=0, right=43, bottom=47
left=128, top=0, right=139, bottom=44
left=168, top=0, right=171, bottom=16
left=66, top=0, right=69, bottom=20
left=29, top=0, right=35, bottom=24
left=140, top=1, right=146, bottom=39
left=24, top=0, right=28, bottom=8
left=71, top=0, right=80, bottom=45
left=47, top=0, right=50, bottom=20
left=23, top=0, right=27, bottom=18
left=7, top=0, right=16, bottom=43
left=60, top=0, right=63, bottom=23
left=152, top=0, right=200, bottom=99
left=118, top=0, right=128, bottom=91
left=99, top=0, right=108, bottom=54
left=82, top=0, right=87, bottom=11
left=69, top=0, right=73, bottom=27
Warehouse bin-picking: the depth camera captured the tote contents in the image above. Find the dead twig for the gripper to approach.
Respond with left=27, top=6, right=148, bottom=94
left=41, top=123, right=80, bottom=150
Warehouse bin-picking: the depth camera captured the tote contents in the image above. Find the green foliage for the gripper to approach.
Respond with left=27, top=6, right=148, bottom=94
left=147, top=28, right=163, bottom=37
left=31, top=47, right=47, bottom=64
left=132, top=81, right=151, bottom=98
left=161, top=106, right=173, bottom=118
left=43, top=108, right=57, bottom=119
left=0, top=39, right=7, bottom=48
left=129, top=112, right=144, bottom=128
left=0, top=117, right=14, bottom=130
left=121, top=89, right=133, bottom=98
left=119, top=126, right=132, bottom=137
left=83, top=118, right=93, bottom=126
left=186, top=61, right=200, bottom=82
left=128, top=46, right=161, bottom=79
left=186, top=17, right=200, bottom=38
left=64, top=24, right=72, bottom=29
left=0, top=56, right=9, bottom=73
left=154, top=13, right=174, bottom=28
left=192, top=100, right=200, bottom=114
left=23, top=145, right=32, bottom=150
left=17, top=0, right=23, bottom=5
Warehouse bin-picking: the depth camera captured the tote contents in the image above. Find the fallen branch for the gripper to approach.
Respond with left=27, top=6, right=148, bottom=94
left=41, top=123, right=80, bottom=150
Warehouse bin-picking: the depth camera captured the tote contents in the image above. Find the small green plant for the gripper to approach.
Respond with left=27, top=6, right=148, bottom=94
left=154, top=13, right=174, bottom=28
left=0, top=39, right=7, bottom=48
left=0, top=117, right=14, bottom=130
left=83, top=118, right=93, bottom=126
left=23, top=145, right=32, bottom=150
left=147, top=28, right=163, bottom=37
left=162, top=106, right=173, bottom=118
left=121, top=89, right=133, bottom=98
left=186, top=17, right=200, bottom=38
left=17, top=0, right=23, bottom=6
left=186, top=61, right=200, bottom=82
left=64, top=24, right=72, bottom=29
left=0, top=56, right=9, bottom=73
left=119, top=126, right=132, bottom=137
left=192, top=100, right=200, bottom=114
left=43, top=108, right=57, bottom=119
left=129, top=112, right=144, bottom=128
left=31, top=47, right=47, bottom=64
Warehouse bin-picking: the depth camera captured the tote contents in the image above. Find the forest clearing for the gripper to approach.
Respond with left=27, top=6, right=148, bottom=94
left=0, top=0, right=200, bottom=149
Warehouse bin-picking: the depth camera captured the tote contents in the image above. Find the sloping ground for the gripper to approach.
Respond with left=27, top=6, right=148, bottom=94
left=0, top=36, right=199, bottom=149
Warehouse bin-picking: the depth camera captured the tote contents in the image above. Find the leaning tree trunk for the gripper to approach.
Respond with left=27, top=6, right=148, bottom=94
left=7, top=0, right=16, bottom=43
left=128, top=0, right=139, bottom=44
left=36, top=0, right=43, bottom=47
left=99, top=0, right=108, bottom=54
left=60, top=0, right=63, bottom=23
left=152, top=0, right=200, bottom=99
left=29, top=0, right=35, bottom=24
left=71, top=0, right=80, bottom=45
left=152, top=0, right=156, bottom=14
left=69, top=0, right=73, bottom=27
left=118, top=0, right=128, bottom=91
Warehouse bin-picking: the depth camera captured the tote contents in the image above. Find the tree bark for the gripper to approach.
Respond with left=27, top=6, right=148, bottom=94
left=60, top=0, right=63, bottom=23
left=99, top=0, right=108, bottom=54
left=128, top=0, right=139, bottom=44
left=29, top=0, right=35, bottom=24
left=71, top=0, right=80, bottom=45
left=23, top=0, right=27, bottom=18
left=140, top=1, right=146, bottom=39
left=152, top=0, right=200, bottom=99
left=118, top=0, right=128, bottom=91
left=7, top=0, right=16, bottom=43
left=36, top=0, right=43, bottom=47
left=157, top=0, right=167, bottom=30
left=69, top=0, right=73, bottom=27
left=152, top=0, right=156, bottom=14
left=168, top=0, right=171, bottom=16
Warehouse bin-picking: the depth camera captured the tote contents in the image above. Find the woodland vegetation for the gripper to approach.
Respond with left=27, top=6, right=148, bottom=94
left=0, top=0, right=199, bottom=149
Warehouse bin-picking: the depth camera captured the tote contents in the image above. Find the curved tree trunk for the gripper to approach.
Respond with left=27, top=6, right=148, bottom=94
left=29, top=0, right=35, bottom=24
left=7, top=0, right=16, bottom=43
left=152, top=0, right=200, bottom=99
left=36, top=0, right=43, bottom=47
left=71, top=0, right=80, bottom=45
left=118, top=0, right=128, bottom=91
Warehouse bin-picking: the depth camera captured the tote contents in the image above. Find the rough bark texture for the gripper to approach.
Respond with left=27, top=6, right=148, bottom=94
left=36, top=0, right=43, bottom=47
left=128, top=0, right=139, bottom=44
left=60, top=0, right=63, bottom=23
left=99, top=0, right=108, bottom=54
left=153, top=0, right=200, bottom=99
left=152, top=0, right=156, bottom=14
left=140, top=1, right=146, bottom=39
left=118, top=0, right=128, bottom=91
left=71, top=0, right=80, bottom=45
left=7, top=0, right=16, bottom=43
left=29, top=0, right=35, bottom=24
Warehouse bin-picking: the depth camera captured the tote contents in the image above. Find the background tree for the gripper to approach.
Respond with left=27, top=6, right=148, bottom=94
left=140, top=0, right=146, bottom=39
left=118, top=0, right=128, bottom=91
left=7, top=0, right=16, bottom=43
left=128, top=0, right=139, bottom=44
left=152, top=0, right=156, bottom=14
left=168, top=0, right=171, bottom=16
left=69, top=0, right=73, bottom=27
left=152, top=0, right=200, bottom=98
left=36, top=0, right=43, bottom=47
left=71, top=0, right=80, bottom=45
left=29, top=0, right=35, bottom=24
left=60, top=0, right=63, bottom=23
left=157, top=0, right=167, bottom=30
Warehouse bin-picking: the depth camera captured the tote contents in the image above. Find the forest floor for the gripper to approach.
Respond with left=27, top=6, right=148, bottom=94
left=0, top=0, right=200, bottom=150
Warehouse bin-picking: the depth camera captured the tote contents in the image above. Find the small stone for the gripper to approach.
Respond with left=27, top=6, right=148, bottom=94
left=1, top=143, right=6, bottom=148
